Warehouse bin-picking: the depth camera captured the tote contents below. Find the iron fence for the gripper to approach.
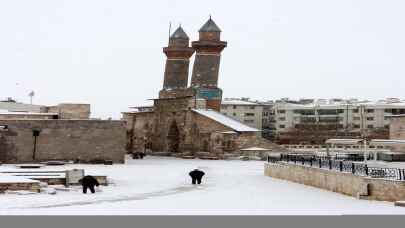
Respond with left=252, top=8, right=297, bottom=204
left=268, top=154, right=405, bottom=181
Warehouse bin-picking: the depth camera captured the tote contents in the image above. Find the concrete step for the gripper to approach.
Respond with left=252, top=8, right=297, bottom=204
left=195, top=152, right=211, bottom=157
left=199, top=156, right=219, bottom=160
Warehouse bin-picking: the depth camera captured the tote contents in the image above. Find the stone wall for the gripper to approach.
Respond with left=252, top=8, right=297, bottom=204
left=0, top=182, right=40, bottom=193
left=390, top=116, right=405, bottom=151
left=0, top=113, right=57, bottom=120
left=264, top=162, right=405, bottom=202
left=0, top=119, right=126, bottom=163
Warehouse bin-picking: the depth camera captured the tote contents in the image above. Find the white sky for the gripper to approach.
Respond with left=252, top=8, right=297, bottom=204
left=1, top=0, right=404, bottom=119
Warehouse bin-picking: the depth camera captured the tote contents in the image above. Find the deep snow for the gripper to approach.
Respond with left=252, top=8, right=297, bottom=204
left=1, top=156, right=405, bottom=215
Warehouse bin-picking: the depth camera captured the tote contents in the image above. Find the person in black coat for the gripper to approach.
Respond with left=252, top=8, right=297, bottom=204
left=189, top=169, right=205, bottom=185
left=79, top=175, right=100, bottom=194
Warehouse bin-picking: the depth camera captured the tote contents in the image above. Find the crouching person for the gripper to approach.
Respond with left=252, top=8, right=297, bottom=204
left=189, top=169, right=205, bottom=185
left=79, top=175, right=100, bottom=194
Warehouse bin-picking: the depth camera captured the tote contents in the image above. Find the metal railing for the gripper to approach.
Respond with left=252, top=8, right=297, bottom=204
left=267, top=154, right=405, bottom=181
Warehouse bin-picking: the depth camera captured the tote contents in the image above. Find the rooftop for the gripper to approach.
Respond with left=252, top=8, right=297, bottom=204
left=275, top=98, right=405, bottom=109
left=192, top=109, right=259, bottom=132
left=221, top=99, right=262, bottom=106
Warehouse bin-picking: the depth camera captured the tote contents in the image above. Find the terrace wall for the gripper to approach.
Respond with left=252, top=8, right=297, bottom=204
left=264, top=162, right=405, bottom=202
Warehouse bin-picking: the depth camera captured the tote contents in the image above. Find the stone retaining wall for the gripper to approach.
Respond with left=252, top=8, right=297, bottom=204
left=264, top=162, right=405, bottom=202
left=0, top=182, right=40, bottom=193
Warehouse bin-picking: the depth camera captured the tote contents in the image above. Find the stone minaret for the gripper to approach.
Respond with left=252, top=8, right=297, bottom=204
left=161, top=26, right=194, bottom=93
left=190, top=17, right=227, bottom=111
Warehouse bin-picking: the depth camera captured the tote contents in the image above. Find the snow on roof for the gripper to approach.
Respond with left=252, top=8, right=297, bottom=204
left=370, top=139, right=405, bottom=146
left=275, top=98, right=405, bottom=109
left=325, top=138, right=364, bottom=145
left=192, top=109, right=259, bottom=132
left=221, top=100, right=261, bottom=106
left=220, top=131, right=238, bottom=134
left=0, top=175, right=39, bottom=183
left=240, top=147, right=272, bottom=151
left=0, top=109, right=57, bottom=115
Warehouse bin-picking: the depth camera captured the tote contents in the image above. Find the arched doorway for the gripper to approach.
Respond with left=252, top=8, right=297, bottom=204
left=167, top=120, right=180, bottom=153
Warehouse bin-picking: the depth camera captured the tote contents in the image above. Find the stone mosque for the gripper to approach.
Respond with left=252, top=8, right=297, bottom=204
left=123, top=17, right=280, bottom=159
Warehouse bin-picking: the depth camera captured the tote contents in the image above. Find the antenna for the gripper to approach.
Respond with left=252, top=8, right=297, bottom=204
left=28, top=90, right=35, bottom=105
left=168, top=21, right=172, bottom=44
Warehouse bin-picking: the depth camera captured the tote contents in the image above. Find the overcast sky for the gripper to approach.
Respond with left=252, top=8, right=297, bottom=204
left=1, top=0, right=404, bottom=119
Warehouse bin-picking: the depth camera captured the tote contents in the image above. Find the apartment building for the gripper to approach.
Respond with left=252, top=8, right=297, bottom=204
left=220, top=98, right=264, bottom=130
left=273, top=98, right=405, bottom=144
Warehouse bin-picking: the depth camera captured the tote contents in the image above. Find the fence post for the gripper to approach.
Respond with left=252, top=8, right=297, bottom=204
left=280, top=153, right=283, bottom=161
left=267, top=155, right=270, bottom=163
left=339, top=161, right=343, bottom=172
left=329, top=159, right=332, bottom=170
left=351, top=163, right=355, bottom=174
left=319, top=159, right=322, bottom=168
left=310, top=158, right=313, bottom=167
left=302, top=157, right=305, bottom=165
left=364, top=164, right=368, bottom=176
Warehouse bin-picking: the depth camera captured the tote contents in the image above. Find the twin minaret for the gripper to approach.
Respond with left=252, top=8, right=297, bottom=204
left=161, top=17, right=227, bottom=111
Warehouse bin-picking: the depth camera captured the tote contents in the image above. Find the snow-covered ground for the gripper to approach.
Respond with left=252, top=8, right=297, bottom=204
left=1, top=156, right=405, bottom=215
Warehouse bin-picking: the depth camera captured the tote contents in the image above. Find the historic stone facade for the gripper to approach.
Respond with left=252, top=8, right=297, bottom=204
left=0, top=119, right=126, bottom=163
left=123, top=18, right=281, bottom=159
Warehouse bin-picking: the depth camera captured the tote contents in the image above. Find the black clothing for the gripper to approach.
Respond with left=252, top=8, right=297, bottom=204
left=79, top=175, right=100, bottom=194
left=189, top=169, right=205, bottom=185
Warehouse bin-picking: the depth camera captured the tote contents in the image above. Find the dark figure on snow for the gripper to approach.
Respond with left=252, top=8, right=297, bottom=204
left=133, top=152, right=145, bottom=159
left=189, top=169, right=205, bottom=185
left=79, top=175, right=100, bottom=194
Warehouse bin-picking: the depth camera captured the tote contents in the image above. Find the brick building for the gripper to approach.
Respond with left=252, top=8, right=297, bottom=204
left=123, top=18, right=280, bottom=159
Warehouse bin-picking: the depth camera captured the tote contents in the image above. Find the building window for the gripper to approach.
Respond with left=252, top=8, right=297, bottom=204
left=354, top=124, right=360, bottom=128
left=279, top=125, right=285, bottom=128
left=366, top=109, right=374, bottom=113
left=233, top=105, right=237, bottom=109
left=279, top=117, right=286, bottom=121
left=293, top=110, right=315, bottom=115
left=244, top=119, right=254, bottom=123
left=384, top=125, right=389, bottom=129
left=278, top=110, right=286, bottom=114
left=249, top=106, right=255, bottom=110
left=367, top=125, right=374, bottom=129
left=245, top=113, right=255, bottom=117
left=367, top=117, right=374, bottom=121
left=352, top=109, right=359, bottom=113
left=384, top=116, right=390, bottom=120
left=353, top=117, right=360, bottom=121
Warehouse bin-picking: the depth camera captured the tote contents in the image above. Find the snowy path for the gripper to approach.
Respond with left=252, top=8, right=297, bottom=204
left=1, top=156, right=405, bottom=215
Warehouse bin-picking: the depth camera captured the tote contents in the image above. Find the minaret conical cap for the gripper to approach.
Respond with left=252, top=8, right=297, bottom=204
left=170, top=26, right=189, bottom=39
left=199, top=17, right=221, bottom=32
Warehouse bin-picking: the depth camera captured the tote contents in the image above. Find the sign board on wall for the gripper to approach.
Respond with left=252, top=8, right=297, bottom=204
left=197, top=88, right=222, bottom=100
left=65, top=169, right=85, bottom=186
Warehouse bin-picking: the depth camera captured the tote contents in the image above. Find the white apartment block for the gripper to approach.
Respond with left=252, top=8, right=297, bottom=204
left=273, top=98, right=405, bottom=137
left=220, top=98, right=264, bottom=130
